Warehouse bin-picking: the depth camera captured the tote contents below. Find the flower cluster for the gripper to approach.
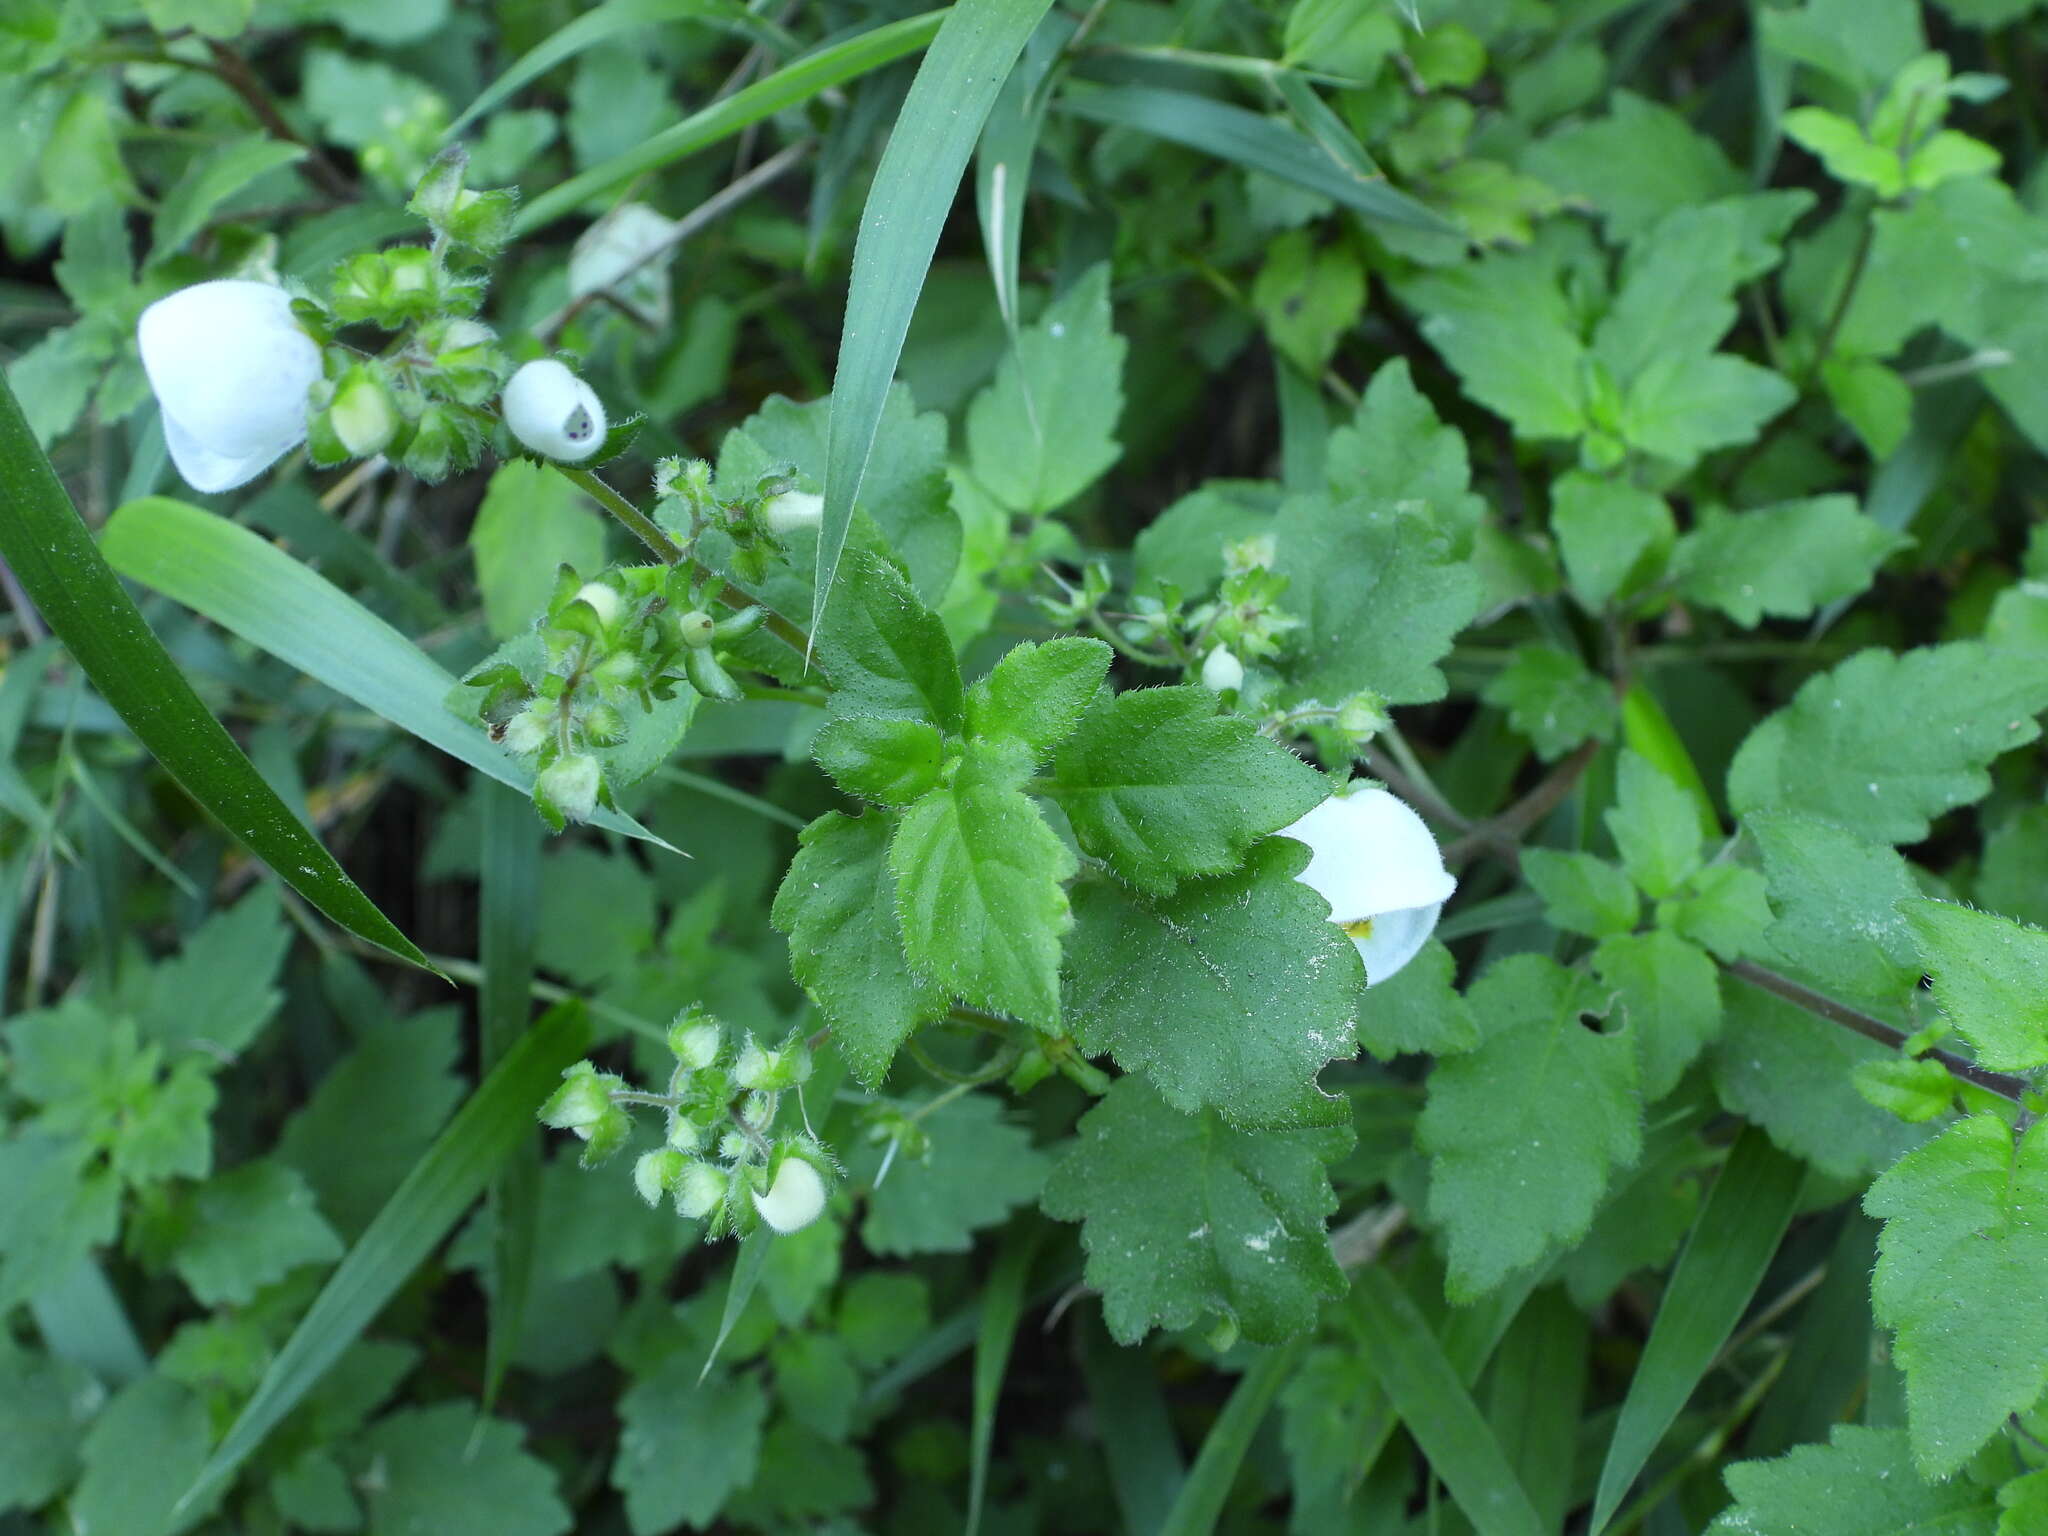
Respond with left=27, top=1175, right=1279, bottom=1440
left=651, top=455, right=819, bottom=586
left=538, top=1009, right=836, bottom=1238
left=466, top=563, right=764, bottom=827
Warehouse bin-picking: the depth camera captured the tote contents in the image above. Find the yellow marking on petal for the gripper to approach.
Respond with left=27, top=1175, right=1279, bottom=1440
left=1342, top=918, right=1375, bottom=940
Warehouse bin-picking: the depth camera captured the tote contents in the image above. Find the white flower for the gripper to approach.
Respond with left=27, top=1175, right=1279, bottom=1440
left=572, top=581, right=623, bottom=628
left=568, top=202, right=679, bottom=328
left=751, top=1154, right=827, bottom=1234
left=1201, top=646, right=1244, bottom=692
left=502, top=359, right=606, bottom=461
left=1280, top=785, right=1456, bottom=986
left=763, top=489, right=823, bottom=534
left=136, top=280, right=323, bottom=493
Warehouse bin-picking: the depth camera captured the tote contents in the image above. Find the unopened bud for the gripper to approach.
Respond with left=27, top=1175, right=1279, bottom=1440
left=751, top=1153, right=828, bottom=1234
left=501, top=702, right=551, bottom=756
left=733, top=1039, right=774, bottom=1089
left=536, top=752, right=601, bottom=825
left=503, top=359, right=606, bottom=462
left=668, top=1017, right=722, bottom=1070
left=330, top=365, right=398, bottom=457
left=677, top=610, right=717, bottom=649
left=573, top=581, right=623, bottom=629
left=764, top=489, right=823, bottom=534
left=633, top=1148, right=686, bottom=1206
left=675, top=1161, right=728, bottom=1219
left=1201, top=647, right=1244, bottom=693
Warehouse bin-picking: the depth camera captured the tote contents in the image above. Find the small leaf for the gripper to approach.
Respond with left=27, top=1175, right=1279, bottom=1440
left=1521, top=849, right=1639, bottom=939
left=964, top=636, right=1112, bottom=758
left=1900, top=898, right=2048, bottom=1070
left=815, top=547, right=965, bottom=730
left=1709, top=1425, right=1997, bottom=1536
left=813, top=715, right=946, bottom=806
left=1670, top=497, right=1905, bottom=627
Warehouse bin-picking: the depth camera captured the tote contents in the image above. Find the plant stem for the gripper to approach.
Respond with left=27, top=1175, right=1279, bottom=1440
left=199, top=39, right=357, bottom=201
left=1727, top=959, right=2033, bottom=1104
left=1442, top=738, right=1599, bottom=869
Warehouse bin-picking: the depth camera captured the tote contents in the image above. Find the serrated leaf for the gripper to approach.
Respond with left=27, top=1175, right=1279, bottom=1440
left=1728, top=642, right=2048, bottom=845
left=1355, top=940, right=1479, bottom=1060
left=1047, top=686, right=1326, bottom=895
left=1325, top=359, right=1486, bottom=541
left=1398, top=248, right=1588, bottom=442
left=1900, top=899, right=2048, bottom=1070
left=1523, top=92, right=1743, bottom=242
left=1551, top=472, right=1675, bottom=612
left=1710, top=1425, right=1996, bottom=1536
left=1865, top=1115, right=2048, bottom=1478
left=965, top=264, right=1126, bottom=515
left=1041, top=1075, right=1348, bottom=1345
left=1750, top=813, right=1921, bottom=1004
left=1592, top=930, right=1722, bottom=1101
left=1065, top=839, right=1361, bottom=1128
left=965, top=636, right=1111, bottom=759
left=816, top=547, right=965, bottom=730
left=1521, top=849, right=1639, bottom=939
left=1671, top=497, right=1904, bottom=627
left=73, top=1375, right=213, bottom=1536
left=773, top=810, right=948, bottom=1086
left=135, top=884, right=290, bottom=1056
left=812, top=715, right=946, bottom=806
left=353, top=1403, right=569, bottom=1536
left=172, top=1161, right=343, bottom=1307
left=1607, top=752, right=1703, bottom=900
left=613, top=1351, right=768, bottom=1535
left=1659, top=864, right=1774, bottom=962
left=1274, top=495, right=1484, bottom=706
left=1481, top=644, right=1617, bottom=762
left=1621, top=352, right=1795, bottom=466
left=855, top=1092, right=1049, bottom=1255
left=891, top=741, right=1072, bottom=1028
left=0, top=1341, right=93, bottom=1511
left=1420, top=955, right=1641, bottom=1300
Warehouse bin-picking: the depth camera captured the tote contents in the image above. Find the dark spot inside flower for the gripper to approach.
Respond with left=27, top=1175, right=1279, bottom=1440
left=565, top=405, right=594, bottom=441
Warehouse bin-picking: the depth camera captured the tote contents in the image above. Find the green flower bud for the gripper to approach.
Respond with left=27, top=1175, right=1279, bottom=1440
left=535, top=752, right=601, bottom=827
left=677, top=610, right=717, bottom=649
left=329, top=364, right=399, bottom=458
left=733, top=1038, right=774, bottom=1089
left=633, top=1148, right=686, bottom=1206
left=668, top=1017, right=721, bottom=1070
left=750, top=1150, right=829, bottom=1234
left=582, top=701, right=628, bottom=747
left=500, top=701, right=551, bottom=756
left=674, top=1161, right=728, bottom=1219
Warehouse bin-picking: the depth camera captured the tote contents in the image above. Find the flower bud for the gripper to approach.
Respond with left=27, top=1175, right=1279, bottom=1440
left=500, top=702, right=551, bottom=756
left=503, top=359, right=605, bottom=462
left=733, top=1039, right=774, bottom=1090
left=537, top=1063, right=612, bottom=1135
left=751, top=1152, right=828, bottom=1234
left=764, top=490, right=824, bottom=534
left=665, top=1116, right=706, bottom=1153
left=535, top=752, right=601, bottom=826
left=668, top=1017, right=722, bottom=1070
left=1201, top=646, right=1244, bottom=693
left=328, top=364, right=399, bottom=458
left=675, top=1161, right=728, bottom=1219
left=136, top=280, right=323, bottom=494
left=1336, top=690, right=1391, bottom=741
left=633, top=1148, right=686, bottom=1206
left=573, top=581, right=623, bottom=629
left=1280, top=785, right=1456, bottom=986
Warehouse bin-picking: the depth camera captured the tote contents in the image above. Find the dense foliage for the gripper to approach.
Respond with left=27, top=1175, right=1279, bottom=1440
left=4, top=0, right=2048, bottom=1532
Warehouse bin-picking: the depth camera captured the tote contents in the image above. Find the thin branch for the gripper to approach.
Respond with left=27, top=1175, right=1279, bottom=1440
left=1442, top=738, right=1600, bottom=869
left=200, top=39, right=357, bottom=201
left=1727, top=959, right=2033, bottom=1104
left=1332, top=1203, right=1408, bottom=1272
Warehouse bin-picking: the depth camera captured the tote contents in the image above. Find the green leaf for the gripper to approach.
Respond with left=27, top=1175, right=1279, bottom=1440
left=0, top=1133, right=120, bottom=1312
left=1709, top=1425, right=1997, bottom=1536
left=967, top=1223, right=1040, bottom=1536
left=1420, top=956, right=1641, bottom=1300
left=1041, top=1075, right=1348, bottom=1345
left=1900, top=899, right=2048, bottom=1070
left=965, top=264, right=1127, bottom=515
left=771, top=1331, right=859, bottom=1438
left=172, top=1161, right=343, bottom=1307
left=100, top=496, right=666, bottom=848
left=469, top=462, right=609, bottom=640
left=1551, top=473, right=1675, bottom=612
left=1047, top=685, right=1326, bottom=896
left=892, top=740, right=1072, bottom=1028
left=1592, top=930, right=1722, bottom=1101
left=1659, top=864, right=1774, bottom=963
left=185, top=1003, right=591, bottom=1510
left=965, top=636, right=1112, bottom=759
left=515, top=10, right=947, bottom=233
left=1325, top=358, right=1485, bottom=540
left=0, top=380, right=429, bottom=969
left=1750, top=813, right=1921, bottom=1004
left=813, top=715, right=947, bottom=806
left=1065, top=839, right=1361, bottom=1128
left=0, top=1340, right=93, bottom=1512
left=1590, top=1127, right=1804, bottom=1532
left=815, top=547, right=965, bottom=730
left=73, top=1374, right=213, bottom=1536
left=1521, top=849, right=1639, bottom=939
left=1671, top=498, right=1905, bottom=627
left=814, top=0, right=1056, bottom=647
left=150, top=136, right=305, bottom=260
left=1356, top=939, right=1480, bottom=1060
left=1866, top=1114, right=2048, bottom=1477
left=353, top=1403, right=569, bottom=1536
left=1481, top=644, right=1617, bottom=762
left=1350, top=1267, right=1547, bottom=1536
left=1728, top=642, right=2048, bottom=845
left=1523, top=91, right=1743, bottom=242
left=1710, top=977, right=1928, bottom=1180
left=135, top=885, right=290, bottom=1056
left=613, top=1351, right=768, bottom=1535
left=1056, top=83, right=1456, bottom=236
left=1274, top=495, right=1483, bottom=705
left=1252, top=231, right=1365, bottom=379
left=1620, top=352, right=1795, bottom=466
left=773, top=810, right=947, bottom=1086
left=856, top=1092, right=1049, bottom=1256
left=839, top=1270, right=932, bottom=1368
left=1607, top=752, right=1703, bottom=899
left=1854, top=1056, right=1957, bottom=1122
left=1560, top=1116, right=1709, bottom=1310
left=1397, top=247, right=1586, bottom=442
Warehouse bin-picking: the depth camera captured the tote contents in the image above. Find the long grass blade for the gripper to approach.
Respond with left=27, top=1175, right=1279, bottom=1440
left=1588, top=1125, right=1804, bottom=1532
left=100, top=495, right=671, bottom=850
left=1351, top=1266, right=1547, bottom=1536
left=1157, top=1335, right=1309, bottom=1536
left=1058, top=82, right=1457, bottom=235
left=968, top=1223, right=1041, bottom=1536
left=1744, top=1209, right=1879, bottom=1457
left=975, top=12, right=1072, bottom=333
left=0, top=376, right=430, bottom=969
left=181, top=1000, right=591, bottom=1510
left=513, top=11, right=945, bottom=236
left=812, top=0, right=1056, bottom=650
left=1078, top=1313, right=1187, bottom=1533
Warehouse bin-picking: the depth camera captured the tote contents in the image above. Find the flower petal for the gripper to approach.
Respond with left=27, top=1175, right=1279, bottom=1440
left=137, top=281, right=320, bottom=491
left=1281, top=785, right=1457, bottom=927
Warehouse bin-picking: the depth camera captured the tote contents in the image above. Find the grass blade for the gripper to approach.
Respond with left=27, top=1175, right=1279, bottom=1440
left=100, top=495, right=670, bottom=850
left=479, top=784, right=543, bottom=1408
left=1486, top=1288, right=1588, bottom=1533
left=1588, top=1125, right=1804, bottom=1532
left=968, top=1223, right=1042, bottom=1536
left=1745, top=1209, right=1880, bottom=1458
left=449, top=0, right=753, bottom=136
left=29, top=1258, right=147, bottom=1387
left=1058, top=82, right=1457, bottom=235
left=513, top=11, right=945, bottom=236
left=1351, top=1266, right=1547, bottom=1536
left=975, top=12, right=1072, bottom=332
left=183, top=1000, right=591, bottom=1510
left=703, top=1227, right=774, bottom=1382
left=1078, top=1313, right=1186, bottom=1533
left=812, top=0, right=1056, bottom=649
left=1157, top=1335, right=1308, bottom=1536
left=0, top=375, right=429, bottom=969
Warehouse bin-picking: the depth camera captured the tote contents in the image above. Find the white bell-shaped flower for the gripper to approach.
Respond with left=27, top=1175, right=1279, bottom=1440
left=1201, top=646, right=1244, bottom=693
left=751, top=1154, right=827, bottom=1234
left=1281, top=785, right=1456, bottom=986
left=763, top=489, right=823, bottom=534
left=502, top=359, right=606, bottom=462
left=136, top=280, right=323, bottom=494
